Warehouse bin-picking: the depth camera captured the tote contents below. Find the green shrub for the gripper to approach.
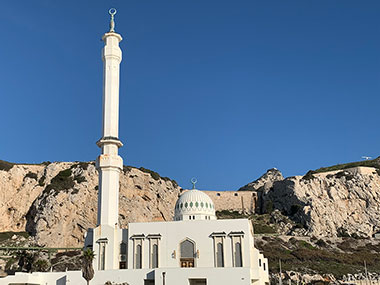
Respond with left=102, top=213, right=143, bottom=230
left=74, top=175, right=86, bottom=183
left=302, top=170, right=316, bottom=180
left=253, top=224, right=276, bottom=234
left=216, top=210, right=247, bottom=219
left=290, top=204, right=302, bottom=216
left=265, top=200, right=274, bottom=214
left=0, top=160, right=15, bottom=171
left=5, top=257, right=17, bottom=270
left=44, top=169, right=74, bottom=195
left=137, top=167, right=178, bottom=186
left=24, top=172, right=38, bottom=180
left=76, top=162, right=89, bottom=170
left=0, top=231, right=29, bottom=242
left=38, top=175, right=46, bottom=186
left=316, top=239, right=327, bottom=248
left=33, top=259, right=49, bottom=272
left=335, top=171, right=354, bottom=180
left=298, top=240, right=315, bottom=250
left=139, top=167, right=160, bottom=180
left=314, top=158, right=380, bottom=174
left=337, top=227, right=351, bottom=238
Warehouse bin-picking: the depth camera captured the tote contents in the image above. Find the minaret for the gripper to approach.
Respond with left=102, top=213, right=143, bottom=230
left=96, top=8, right=123, bottom=228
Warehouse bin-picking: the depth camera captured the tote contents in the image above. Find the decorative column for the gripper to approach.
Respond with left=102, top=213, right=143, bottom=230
left=96, top=8, right=123, bottom=228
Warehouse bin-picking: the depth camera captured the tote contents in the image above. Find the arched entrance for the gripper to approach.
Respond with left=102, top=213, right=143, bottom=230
left=180, top=239, right=195, bottom=267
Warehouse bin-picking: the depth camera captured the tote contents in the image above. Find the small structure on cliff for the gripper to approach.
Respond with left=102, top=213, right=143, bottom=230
left=2, top=8, right=269, bottom=285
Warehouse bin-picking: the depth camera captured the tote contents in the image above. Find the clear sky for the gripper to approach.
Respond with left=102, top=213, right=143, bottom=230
left=1, top=1, right=379, bottom=190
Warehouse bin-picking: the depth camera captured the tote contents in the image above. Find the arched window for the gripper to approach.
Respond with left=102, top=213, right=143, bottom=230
left=180, top=240, right=195, bottom=258
left=135, top=244, right=142, bottom=269
left=234, top=241, right=242, bottom=267
left=216, top=241, right=224, bottom=267
left=152, top=244, right=158, bottom=268
left=120, top=242, right=127, bottom=255
left=180, top=239, right=195, bottom=267
left=119, top=242, right=127, bottom=269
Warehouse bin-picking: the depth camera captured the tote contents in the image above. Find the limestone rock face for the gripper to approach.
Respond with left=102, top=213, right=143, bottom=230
left=265, top=167, right=380, bottom=238
left=0, top=161, right=180, bottom=247
left=239, top=168, right=284, bottom=213
left=239, top=168, right=284, bottom=193
left=0, top=162, right=72, bottom=233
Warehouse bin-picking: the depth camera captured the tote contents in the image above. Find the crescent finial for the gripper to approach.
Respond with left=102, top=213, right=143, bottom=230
left=108, top=8, right=117, bottom=32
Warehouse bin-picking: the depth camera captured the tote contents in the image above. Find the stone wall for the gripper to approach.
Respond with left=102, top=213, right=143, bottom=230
left=202, top=190, right=257, bottom=214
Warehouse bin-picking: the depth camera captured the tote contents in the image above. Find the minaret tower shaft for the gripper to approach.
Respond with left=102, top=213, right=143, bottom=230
left=96, top=8, right=123, bottom=227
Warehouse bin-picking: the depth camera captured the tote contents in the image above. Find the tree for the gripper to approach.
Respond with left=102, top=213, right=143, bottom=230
left=15, top=250, right=38, bottom=272
left=81, top=248, right=95, bottom=285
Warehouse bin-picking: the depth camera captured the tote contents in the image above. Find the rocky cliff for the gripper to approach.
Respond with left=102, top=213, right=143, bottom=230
left=2, top=156, right=380, bottom=248
left=0, top=161, right=180, bottom=247
left=266, top=166, right=380, bottom=238
left=239, top=157, right=380, bottom=238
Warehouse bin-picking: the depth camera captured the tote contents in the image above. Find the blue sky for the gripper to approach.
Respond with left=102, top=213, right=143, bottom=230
left=1, top=1, right=379, bottom=190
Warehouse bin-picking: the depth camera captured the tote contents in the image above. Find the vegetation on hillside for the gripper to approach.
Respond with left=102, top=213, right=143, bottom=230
left=312, top=157, right=380, bottom=174
left=0, top=232, right=29, bottom=242
left=123, top=165, right=178, bottom=187
left=0, top=160, right=15, bottom=171
left=257, top=236, right=380, bottom=278
left=216, top=211, right=277, bottom=234
left=0, top=160, right=52, bottom=172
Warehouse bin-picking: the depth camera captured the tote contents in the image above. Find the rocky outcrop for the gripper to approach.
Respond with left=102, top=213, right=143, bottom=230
left=265, top=167, right=380, bottom=238
left=238, top=161, right=380, bottom=238
left=0, top=161, right=180, bottom=247
left=239, top=168, right=284, bottom=193
left=239, top=168, right=284, bottom=213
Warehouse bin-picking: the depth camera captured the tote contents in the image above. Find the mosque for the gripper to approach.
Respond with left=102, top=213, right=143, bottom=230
left=1, top=9, right=269, bottom=285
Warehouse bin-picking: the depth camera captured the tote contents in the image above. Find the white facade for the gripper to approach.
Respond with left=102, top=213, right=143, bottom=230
left=0, top=9, right=270, bottom=285
left=3, top=218, right=269, bottom=285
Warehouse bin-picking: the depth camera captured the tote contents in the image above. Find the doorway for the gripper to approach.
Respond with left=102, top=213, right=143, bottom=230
left=189, top=278, right=207, bottom=285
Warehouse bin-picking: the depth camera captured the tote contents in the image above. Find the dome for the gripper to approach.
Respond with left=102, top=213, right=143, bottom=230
left=174, top=189, right=216, bottom=221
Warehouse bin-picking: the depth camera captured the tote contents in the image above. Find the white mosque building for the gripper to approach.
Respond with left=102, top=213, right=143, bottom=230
left=1, top=9, right=269, bottom=285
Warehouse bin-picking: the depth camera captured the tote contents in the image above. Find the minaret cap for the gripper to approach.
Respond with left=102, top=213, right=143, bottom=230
left=109, top=8, right=117, bottom=33
left=191, top=177, right=197, bottom=189
left=102, top=8, right=122, bottom=42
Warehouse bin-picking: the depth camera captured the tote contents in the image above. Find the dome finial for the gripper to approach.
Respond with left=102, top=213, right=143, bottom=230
left=191, top=177, right=197, bottom=189
left=108, top=8, right=117, bottom=32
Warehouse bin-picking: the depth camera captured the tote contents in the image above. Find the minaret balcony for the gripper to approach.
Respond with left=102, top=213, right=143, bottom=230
left=97, top=136, right=123, bottom=148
